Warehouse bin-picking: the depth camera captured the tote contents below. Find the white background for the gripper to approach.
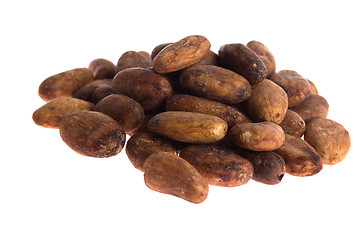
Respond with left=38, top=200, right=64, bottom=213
left=1, top=0, right=360, bottom=239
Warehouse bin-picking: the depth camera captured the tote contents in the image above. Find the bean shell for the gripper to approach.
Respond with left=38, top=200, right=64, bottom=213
left=180, top=145, right=253, bottom=187
left=274, top=134, right=323, bottom=177
left=229, top=122, right=285, bottom=151
left=166, top=94, right=251, bottom=127
left=180, top=65, right=251, bottom=104
left=144, top=152, right=209, bottom=204
left=39, top=68, right=93, bottom=101
left=153, top=35, right=211, bottom=74
left=304, top=118, right=351, bottom=165
left=59, top=110, right=125, bottom=158
left=148, top=111, right=228, bottom=144
left=219, top=43, right=267, bottom=85
left=33, top=97, right=94, bottom=129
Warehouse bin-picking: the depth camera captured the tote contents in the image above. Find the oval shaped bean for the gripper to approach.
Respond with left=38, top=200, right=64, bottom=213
left=219, top=43, right=267, bottom=85
left=242, top=79, right=288, bottom=124
left=153, top=35, right=211, bottom=74
left=33, top=97, right=94, bottom=128
left=274, top=134, right=323, bottom=177
left=304, top=118, right=351, bottom=165
left=180, top=65, right=251, bottom=104
left=39, top=68, right=93, bottom=101
left=229, top=122, right=285, bottom=151
left=112, top=67, right=172, bottom=112
left=246, top=40, right=276, bottom=78
left=166, top=94, right=251, bottom=127
left=144, top=152, right=209, bottom=204
left=59, top=110, right=125, bottom=158
left=148, top=111, right=228, bottom=144
left=180, top=144, right=253, bottom=187
left=237, top=149, right=285, bottom=185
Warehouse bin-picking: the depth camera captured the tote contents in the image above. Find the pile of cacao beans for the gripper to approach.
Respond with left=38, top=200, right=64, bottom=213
left=33, top=35, right=351, bottom=204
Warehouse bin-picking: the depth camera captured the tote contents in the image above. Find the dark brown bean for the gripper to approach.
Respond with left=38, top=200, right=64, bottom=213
left=219, top=43, right=267, bottom=85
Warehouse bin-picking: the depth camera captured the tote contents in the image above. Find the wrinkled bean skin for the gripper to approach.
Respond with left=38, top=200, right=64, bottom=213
left=242, top=79, right=288, bottom=124
left=88, top=58, right=116, bottom=80
left=246, top=40, right=276, bottom=78
left=39, top=68, right=94, bottom=101
left=144, top=152, right=209, bottom=204
left=290, top=93, right=329, bottom=123
left=279, top=110, right=306, bottom=138
left=126, top=132, right=177, bottom=171
left=180, top=144, right=253, bottom=187
left=148, top=111, right=228, bottom=144
left=166, top=94, right=251, bottom=127
left=59, top=110, right=126, bottom=158
left=112, top=68, right=172, bottom=112
left=304, top=118, right=351, bottom=165
left=33, top=97, right=94, bottom=129
left=229, top=122, right=285, bottom=151
left=219, top=43, right=267, bottom=85
left=180, top=65, right=251, bottom=104
left=270, top=70, right=311, bottom=107
left=94, top=94, right=144, bottom=134
left=237, top=149, right=285, bottom=185
left=274, top=134, right=323, bottom=177
left=152, top=35, right=211, bottom=74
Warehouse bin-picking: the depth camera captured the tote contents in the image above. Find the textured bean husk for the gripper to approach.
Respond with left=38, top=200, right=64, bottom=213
left=270, top=70, right=311, bottom=107
left=94, top=94, right=144, bottom=134
left=242, top=79, right=288, bottom=124
left=166, top=94, right=251, bottom=127
left=115, top=51, right=152, bottom=73
left=179, top=145, right=253, bottom=187
left=229, top=122, right=285, bottom=151
left=73, top=79, right=112, bottom=102
left=39, top=68, right=94, bottom=101
left=274, top=134, right=323, bottom=177
left=33, top=97, right=94, bottom=129
left=148, top=111, right=228, bottom=144
left=246, top=40, right=276, bottom=78
left=237, top=149, right=285, bottom=185
left=304, top=118, right=351, bottom=165
left=152, top=35, right=211, bottom=74
left=180, top=65, right=251, bottom=104
left=218, top=43, right=267, bottom=85
left=289, top=93, right=329, bottom=123
left=126, top=132, right=177, bottom=171
left=279, top=109, right=306, bottom=138
left=112, top=67, right=172, bottom=112
left=59, top=110, right=125, bottom=158
left=144, top=152, right=209, bottom=204
left=88, top=58, right=116, bottom=80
